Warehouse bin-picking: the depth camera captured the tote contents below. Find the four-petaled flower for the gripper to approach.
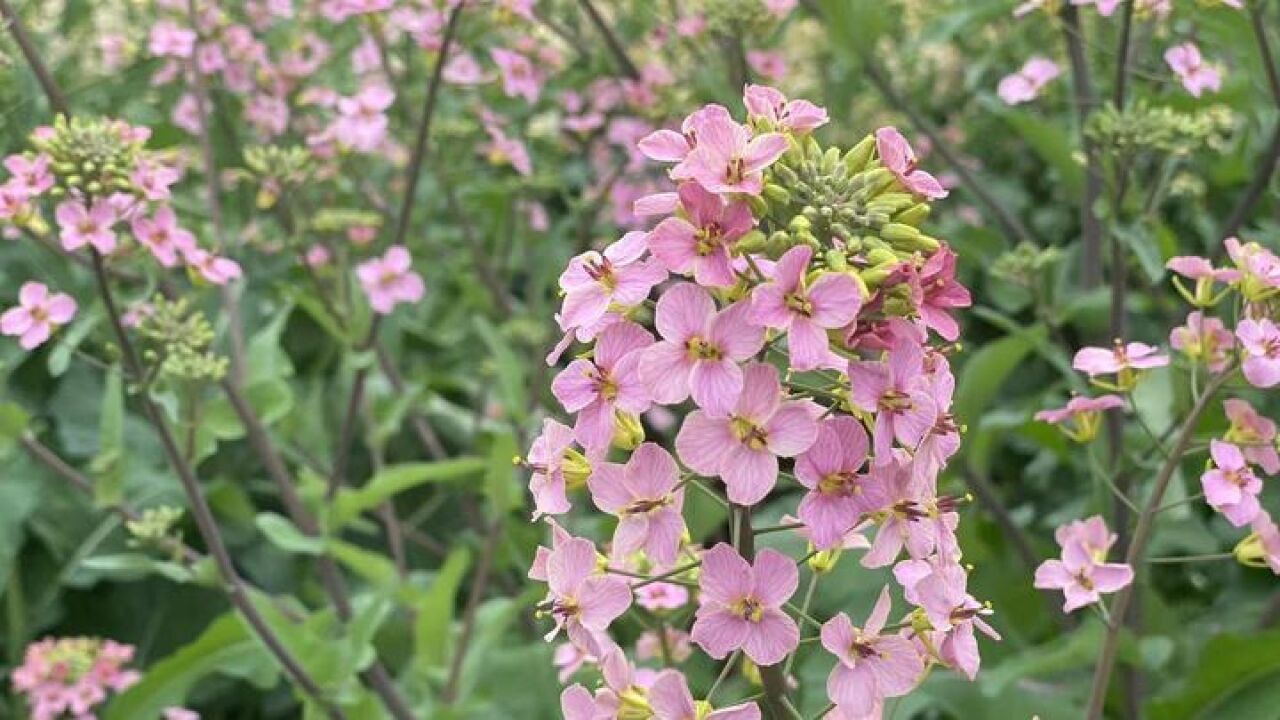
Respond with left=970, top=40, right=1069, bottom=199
left=1034, top=516, right=1134, bottom=613
left=750, top=245, right=863, bottom=371
left=682, top=116, right=788, bottom=196
left=1, top=282, right=77, bottom=350
left=552, top=320, right=654, bottom=450
left=691, top=544, right=799, bottom=666
left=794, top=416, right=878, bottom=550
left=647, top=182, right=755, bottom=288
left=356, top=245, right=425, bottom=314
left=541, top=536, right=632, bottom=656
left=1202, top=440, right=1264, bottom=527
left=875, top=127, right=947, bottom=200
left=1236, top=318, right=1280, bottom=388
left=56, top=199, right=119, bottom=254
left=588, top=443, right=687, bottom=566
left=821, top=587, right=923, bottom=718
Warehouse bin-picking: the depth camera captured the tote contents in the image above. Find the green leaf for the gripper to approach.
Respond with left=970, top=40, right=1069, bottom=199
left=106, top=613, right=278, bottom=720
left=246, top=303, right=296, bottom=385
left=256, top=512, right=324, bottom=555
left=981, top=621, right=1104, bottom=696
left=472, top=317, right=528, bottom=424
left=327, top=538, right=402, bottom=591
left=414, top=546, right=472, bottom=673
left=330, top=457, right=485, bottom=529
left=484, top=431, right=521, bottom=520
left=991, top=104, right=1084, bottom=201
left=90, top=367, right=125, bottom=506
left=0, top=402, right=30, bottom=457
left=79, top=553, right=194, bottom=583
left=820, top=0, right=892, bottom=53
left=1115, top=223, right=1166, bottom=285
left=954, top=323, right=1043, bottom=433
left=1149, top=630, right=1280, bottom=719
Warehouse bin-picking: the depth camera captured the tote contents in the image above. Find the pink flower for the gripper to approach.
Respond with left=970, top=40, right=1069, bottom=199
left=638, top=104, right=733, bottom=168
left=540, top=535, right=632, bottom=655
left=682, top=116, right=788, bottom=196
left=3, top=153, right=54, bottom=197
left=1035, top=515, right=1134, bottom=612
left=164, top=709, right=201, bottom=720
left=356, top=245, right=425, bottom=314
left=1224, top=398, right=1280, bottom=475
left=558, top=231, right=666, bottom=333
left=183, top=247, right=243, bottom=285
left=1073, top=341, right=1169, bottom=376
left=11, top=637, right=141, bottom=720
left=491, top=48, right=542, bottom=103
left=443, top=52, right=489, bottom=85
left=149, top=20, right=197, bottom=58
left=650, top=668, right=761, bottom=720
left=905, top=246, right=970, bottom=341
left=902, top=559, right=998, bottom=679
left=746, top=50, right=787, bottom=81
left=794, top=417, right=879, bottom=550
left=750, top=245, right=863, bottom=371
left=588, top=443, right=686, bottom=566
left=647, top=182, right=755, bottom=287
left=55, top=199, right=118, bottom=254
left=861, top=455, right=957, bottom=567
left=553, top=642, right=594, bottom=682
left=1237, top=318, right=1280, bottom=388
left=1071, top=0, right=1123, bottom=16
left=675, top=363, right=819, bottom=505
left=132, top=160, right=183, bottom=202
left=875, top=127, right=947, bottom=200
left=131, top=206, right=196, bottom=267
left=640, top=284, right=764, bottom=415
left=691, top=544, right=799, bottom=666
left=528, top=418, right=579, bottom=519
left=333, top=84, right=394, bottom=152
left=764, top=0, right=797, bottom=17
left=997, top=56, right=1061, bottom=105
left=481, top=122, right=533, bottom=176
left=552, top=321, right=654, bottom=450
left=1170, top=311, right=1234, bottom=373
left=1165, top=42, right=1221, bottom=97
left=1034, top=394, right=1124, bottom=442
left=1202, top=440, right=1263, bottom=526
left=821, top=588, right=923, bottom=717
left=848, top=340, right=938, bottom=460
left=743, top=85, right=829, bottom=133
left=1, top=282, right=77, bottom=350
left=635, top=582, right=690, bottom=612
left=1241, top=511, right=1280, bottom=574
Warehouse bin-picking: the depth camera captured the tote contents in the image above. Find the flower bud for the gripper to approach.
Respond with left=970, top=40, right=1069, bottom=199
left=1234, top=532, right=1268, bottom=568
left=895, top=202, right=930, bottom=227
left=808, top=547, right=841, bottom=574
left=736, top=229, right=768, bottom=253
left=747, top=194, right=769, bottom=218
left=612, top=411, right=645, bottom=450
left=562, top=449, right=592, bottom=490
left=843, top=134, right=875, bottom=172
left=762, top=182, right=790, bottom=205
left=820, top=146, right=841, bottom=174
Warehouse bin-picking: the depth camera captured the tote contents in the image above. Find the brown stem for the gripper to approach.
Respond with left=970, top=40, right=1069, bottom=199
left=733, top=506, right=795, bottom=719
left=0, top=0, right=69, bottom=116
left=1111, top=0, right=1136, bottom=109
left=327, top=319, right=380, bottom=502
left=577, top=0, right=640, bottom=80
left=374, top=341, right=447, bottom=459
left=1059, top=5, right=1104, bottom=288
left=390, top=1, right=465, bottom=251
left=1084, top=372, right=1230, bottom=720
left=90, top=251, right=342, bottom=718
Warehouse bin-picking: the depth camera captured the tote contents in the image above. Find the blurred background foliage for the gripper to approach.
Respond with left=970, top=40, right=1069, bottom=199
left=0, top=0, right=1278, bottom=718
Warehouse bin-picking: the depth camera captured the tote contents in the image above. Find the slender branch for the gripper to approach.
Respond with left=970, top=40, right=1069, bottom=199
left=858, top=53, right=1037, bottom=247
left=1084, top=372, right=1231, bottom=720
left=441, top=516, right=503, bottom=704
left=1251, top=1, right=1280, bottom=108
left=1221, top=3, right=1280, bottom=240
left=374, top=341, right=447, bottom=459
left=390, top=1, right=465, bottom=250
left=1059, top=4, right=1104, bottom=287
left=90, top=250, right=342, bottom=717
left=577, top=0, right=640, bottom=80
left=327, top=319, right=380, bottom=502
left=0, top=0, right=70, bottom=116
left=1111, top=0, right=1136, bottom=109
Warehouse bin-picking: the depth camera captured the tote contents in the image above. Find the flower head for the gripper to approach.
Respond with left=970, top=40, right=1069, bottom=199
left=682, top=117, right=788, bottom=196
left=1, top=282, right=77, bottom=350
left=357, top=245, right=425, bottom=314
left=1035, top=394, right=1124, bottom=443
left=588, top=443, right=686, bottom=566
left=691, top=544, right=799, bottom=666
left=552, top=320, right=654, bottom=450
left=1224, top=398, right=1279, bottom=475
left=997, top=56, right=1061, bottom=105
left=1035, top=515, right=1134, bottom=612
left=1202, top=440, right=1264, bottom=527
left=875, top=127, right=947, bottom=200
left=821, top=588, right=923, bottom=717
left=647, top=182, right=755, bottom=288
left=11, top=637, right=141, bottom=720
left=750, top=245, right=863, bottom=371
left=540, top=535, right=632, bottom=656
left=56, top=199, right=119, bottom=254
left=1237, top=318, right=1280, bottom=388
left=1165, top=42, right=1222, bottom=97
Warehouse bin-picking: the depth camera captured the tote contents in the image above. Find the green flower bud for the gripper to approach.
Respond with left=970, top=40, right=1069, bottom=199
left=612, top=411, right=645, bottom=451
left=820, top=146, right=841, bottom=174
left=762, top=183, right=790, bottom=205
left=895, top=202, right=930, bottom=226
left=843, top=134, right=875, bottom=172
left=736, top=229, right=768, bottom=253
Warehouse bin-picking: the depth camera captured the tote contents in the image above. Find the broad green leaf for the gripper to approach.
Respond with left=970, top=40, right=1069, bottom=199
left=106, top=613, right=278, bottom=720
left=954, top=323, right=1043, bottom=437
left=247, top=303, right=296, bottom=385
left=414, top=546, right=472, bottom=672
left=90, top=367, right=125, bottom=506
left=327, top=538, right=402, bottom=591
left=484, top=431, right=521, bottom=520
left=330, top=457, right=485, bottom=529
left=991, top=104, right=1084, bottom=201
left=472, top=317, right=528, bottom=424
left=1149, top=629, right=1280, bottom=719
left=79, top=553, right=194, bottom=584
left=256, top=512, right=325, bottom=556
left=0, top=401, right=30, bottom=456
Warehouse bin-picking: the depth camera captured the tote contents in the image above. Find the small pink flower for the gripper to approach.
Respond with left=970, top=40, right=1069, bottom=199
left=443, top=52, right=489, bottom=85
left=3, top=153, right=54, bottom=197
left=1170, top=311, right=1234, bottom=373
left=794, top=417, right=879, bottom=550
left=650, top=668, right=761, bottom=720
left=640, top=283, right=764, bottom=416
left=1035, top=515, right=1134, bottom=612
left=861, top=455, right=957, bottom=567
left=131, top=206, right=196, bottom=267
left=764, top=0, right=797, bottom=17
left=333, top=84, right=394, bottom=152
left=1073, top=341, right=1169, bottom=376
left=1034, top=394, right=1124, bottom=442
left=848, top=340, right=938, bottom=460
left=1202, top=440, right=1264, bottom=527
left=183, top=246, right=243, bottom=285
left=675, top=363, right=819, bottom=505
left=901, top=559, right=998, bottom=679
left=491, top=48, right=542, bottom=103
left=743, top=85, right=829, bottom=133
left=1224, top=237, right=1280, bottom=298
left=552, top=320, right=654, bottom=450
left=1071, top=0, right=1123, bottom=16
left=557, top=231, right=667, bottom=333
left=1165, top=42, right=1221, bottom=97
left=149, top=20, right=197, bottom=58
left=997, top=56, right=1061, bottom=105
left=163, top=709, right=201, bottom=720
left=528, top=418, right=579, bottom=519
left=647, top=182, right=755, bottom=288
left=635, top=583, right=690, bottom=613
left=1237, top=318, right=1280, bottom=388
left=1224, top=398, right=1279, bottom=475
left=132, top=160, right=183, bottom=202
left=541, top=535, right=632, bottom=656
left=588, top=443, right=686, bottom=566
left=1245, top=511, right=1280, bottom=574
left=691, top=544, right=799, bottom=666
left=821, top=587, right=924, bottom=717
left=1, top=282, right=77, bottom=350
left=55, top=199, right=118, bottom=254
left=902, top=246, right=971, bottom=341
left=682, top=116, right=788, bottom=196
left=746, top=50, right=787, bottom=81
left=356, top=245, right=425, bottom=314
left=638, top=104, right=733, bottom=167
left=750, top=245, right=863, bottom=371
left=875, top=127, right=947, bottom=200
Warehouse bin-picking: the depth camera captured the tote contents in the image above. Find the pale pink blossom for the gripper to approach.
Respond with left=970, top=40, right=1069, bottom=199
left=55, top=199, right=118, bottom=254
left=588, top=443, right=687, bottom=566
left=750, top=245, right=863, bottom=371
left=1035, top=515, right=1134, bottom=612
left=528, top=419, right=579, bottom=519
left=794, top=417, right=879, bottom=550
left=1224, top=398, right=1280, bottom=475
left=744, top=85, right=829, bottom=133
left=1237, top=318, right=1280, bottom=388
left=1, top=282, right=77, bottom=350
left=1170, top=311, right=1234, bottom=373
left=131, top=206, right=196, bottom=267
left=1072, top=342, right=1169, bottom=376
left=997, top=56, right=1061, bottom=105
left=356, top=245, right=425, bottom=314
left=647, top=182, right=755, bottom=287
left=1165, top=42, right=1221, bottom=97
left=557, top=231, right=666, bottom=333
left=491, top=48, right=542, bottom=103
left=541, top=535, right=631, bottom=655
left=650, top=668, right=761, bottom=720
left=149, top=20, right=197, bottom=58
left=681, top=116, right=788, bottom=196
left=638, top=104, right=733, bottom=168
left=746, top=50, right=787, bottom=81
left=1202, top=440, right=1263, bottom=526
left=821, top=588, right=923, bottom=717
left=875, top=127, right=947, bottom=200
left=182, top=246, right=243, bottom=285
left=552, top=320, right=654, bottom=450
left=848, top=340, right=938, bottom=460
left=3, top=153, right=54, bottom=197
left=691, top=544, right=799, bottom=666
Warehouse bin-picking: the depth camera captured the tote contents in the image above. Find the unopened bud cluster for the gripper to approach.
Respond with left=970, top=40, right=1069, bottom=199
left=137, top=295, right=228, bottom=382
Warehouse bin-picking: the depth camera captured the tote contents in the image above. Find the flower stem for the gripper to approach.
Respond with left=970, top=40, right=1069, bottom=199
left=733, top=506, right=799, bottom=720
left=1146, top=552, right=1233, bottom=564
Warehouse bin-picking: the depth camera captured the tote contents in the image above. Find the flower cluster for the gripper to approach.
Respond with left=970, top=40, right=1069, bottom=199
left=529, top=85, right=992, bottom=717
left=10, top=637, right=141, bottom=720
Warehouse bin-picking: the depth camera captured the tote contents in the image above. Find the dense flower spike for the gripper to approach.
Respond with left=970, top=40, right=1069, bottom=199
left=530, top=86, right=988, bottom=715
